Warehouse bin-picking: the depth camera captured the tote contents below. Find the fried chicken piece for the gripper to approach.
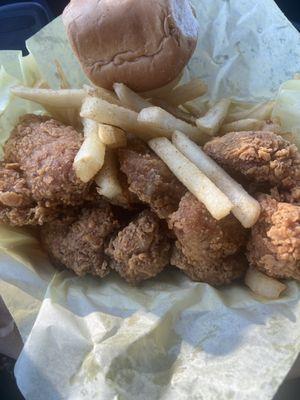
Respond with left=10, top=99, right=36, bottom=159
left=4, top=114, right=90, bottom=206
left=270, top=186, right=300, bottom=205
left=0, top=163, right=60, bottom=226
left=106, top=210, right=171, bottom=284
left=40, top=203, right=120, bottom=277
left=247, top=194, right=300, bottom=280
left=204, top=131, right=300, bottom=191
left=118, top=141, right=186, bottom=218
left=168, top=192, right=248, bottom=285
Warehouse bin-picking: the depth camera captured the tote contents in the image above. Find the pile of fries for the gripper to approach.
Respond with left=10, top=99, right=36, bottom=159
left=10, top=66, right=288, bottom=299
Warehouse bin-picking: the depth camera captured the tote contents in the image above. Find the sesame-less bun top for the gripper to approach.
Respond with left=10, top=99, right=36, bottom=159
left=62, top=0, right=198, bottom=92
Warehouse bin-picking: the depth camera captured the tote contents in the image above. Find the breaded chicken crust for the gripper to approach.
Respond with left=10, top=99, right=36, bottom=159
left=118, top=141, right=186, bottom=218
left=168, top=192, right=248, bottom=285
left=0, top=163, right=60, bottom=225
left=4, top=114, right=90, bottom=206
left=247, top=194, right=300, bottom=280
left=106, top=210, right=171, bottom=283
left=41, top=204, right=120, bottom=277
left=204, top=131, right=300, bottom=191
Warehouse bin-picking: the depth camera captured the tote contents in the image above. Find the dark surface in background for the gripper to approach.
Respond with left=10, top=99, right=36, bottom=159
left=0, top=1, right=300, bottom=400
left=0, top=355, right=23, bottom=400
left=0, top=0, right=69, bottom=14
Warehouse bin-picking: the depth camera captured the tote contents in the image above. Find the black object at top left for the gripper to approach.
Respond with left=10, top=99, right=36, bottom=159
left=0, top=1, right=55, bottom=54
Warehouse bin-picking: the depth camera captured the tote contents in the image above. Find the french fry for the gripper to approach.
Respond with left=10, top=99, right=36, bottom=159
left=138, top=107, right=207, bottom=144
left=65, top=108, right=82, bottom=129
left=73, top=119, right=106, bottom=183
left=98, top=124, right=127, bottom=148
left=113, top=83, right=152, bottom=112
left=182, top=102, right=208, bottom=118
left=11, top=86, right=85, bottom=108
left=245, top=268, right=287, bottom=299
left=81, top=96, right=168, bottom=140
left=54, top=60, right=71, bottom=89
left=226, top=101, right=274, bottom=123
left=148, top=137, right=233, bottom=220
left=83, top=84, right=121, bottom=105
left=220, top=118, right=264, bottom=135
left=95, top=150, right=123, bottom=200
left=196, top=98, right=231, bottom=136
left=160, top=78, right=208, bottom=106
left=14, top=76, right=81, bottom=128
left=172, top=131, right=261, bottom=228
left=151, top=98, right=196, bottom=124
left=141, top=72, right=183, bottom=99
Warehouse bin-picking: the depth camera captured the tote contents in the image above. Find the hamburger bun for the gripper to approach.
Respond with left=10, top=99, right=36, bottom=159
left=63, top=0, right=199, bottom=92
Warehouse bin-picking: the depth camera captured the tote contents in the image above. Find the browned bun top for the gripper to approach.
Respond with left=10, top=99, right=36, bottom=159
left=63, top=0, right=198, bottom=92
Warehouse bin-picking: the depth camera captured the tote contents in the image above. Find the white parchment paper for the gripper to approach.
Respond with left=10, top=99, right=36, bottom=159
left=1, top=1, right=300, bottom=399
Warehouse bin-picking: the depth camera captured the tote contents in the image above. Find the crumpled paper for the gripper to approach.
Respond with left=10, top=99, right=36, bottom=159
left=1, top=1, right=300, bottom=399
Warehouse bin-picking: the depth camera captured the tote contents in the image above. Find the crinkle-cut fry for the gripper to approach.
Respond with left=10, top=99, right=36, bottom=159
left=172, top=131, right=261, bottom=228
left=83, top=84, right=121, bottom=105
left=80, top=96, right=166, bottom=140
left=151, top=98, right=196, bottom=124
left=141, top=72, right=183, bottom=99
left=220, top=118, right=264, bottom=135
left=159, top=78, right=208, bottom=106
left=196, top=98, right=231, bottom=136
left=98, top=124, right=127, bottom=148
left=74, top=119, right=106, bottom=183
left=11, top=86, right=85, bottom=108
left=54, top=60, right=71, bottom=89
left=182, top=102, right=208, bottom=118
left=245, top=268, right=287, bottom=299
left=138, top=107, right=208, bottom=144
left=148, top=137, right=233, bottom=220
left=113, top=83, right=152, bottom=112
left=95, top=150, right=123, bottom=200
left=226, top=101, right=275, bottom=123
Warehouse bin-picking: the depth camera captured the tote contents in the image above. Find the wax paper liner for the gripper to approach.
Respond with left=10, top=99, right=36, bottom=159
left=1, top=1, right=300, bottom=399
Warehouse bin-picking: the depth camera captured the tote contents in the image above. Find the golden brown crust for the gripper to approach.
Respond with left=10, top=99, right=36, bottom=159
left=118, top=142, right=186, bottom=218
left=247, top=194, right=300, bottom=280
left=106, top=210, right=171, bottom=283
left=41, top=204, right=120, bottom=278
left=0, top=162, right=60, bottom=226
left=63, top=0, right=198, bottom=91
left=171, top=244, right=247, bottom=286
left=204, top=131, right=300, bottom=191
left=4, top=114, right=90, bottom=206
left=168, top=192, right=248, bottom=285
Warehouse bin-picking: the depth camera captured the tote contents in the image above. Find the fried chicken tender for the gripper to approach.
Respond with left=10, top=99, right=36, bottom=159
left=4, top=114, right=90, bottom=206
left=204, top=131, right=300, bottom=192
left=168, top=192, right=248, bottom=285
left=106, top=210, right=171, bottom=284
left=0, top=163, right=60, bottom=225
left=118, top=141, right=186, bottom=218
left=41, top=203, right=120, bottom=278
left=247, top=194, right=300, bottom=280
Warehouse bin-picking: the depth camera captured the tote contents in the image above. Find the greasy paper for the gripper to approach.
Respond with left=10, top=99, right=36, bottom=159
left=0, top=1, right=300, bottom=399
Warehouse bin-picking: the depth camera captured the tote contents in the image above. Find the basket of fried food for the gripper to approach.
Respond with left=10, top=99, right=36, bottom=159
left=4, top=72, right=299, bottom=300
